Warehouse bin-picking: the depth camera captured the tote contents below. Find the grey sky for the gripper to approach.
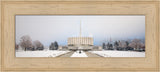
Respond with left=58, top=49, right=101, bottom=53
left=16, top=15, right=145, bottom=46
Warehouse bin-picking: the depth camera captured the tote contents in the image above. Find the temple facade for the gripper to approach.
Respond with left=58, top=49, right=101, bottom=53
left=68, top=37, right=93, bottom=46
left=67, top=21, right=94, bottom=50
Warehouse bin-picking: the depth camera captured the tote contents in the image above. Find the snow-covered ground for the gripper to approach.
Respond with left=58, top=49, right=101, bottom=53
left=16, top=50, right=70, bottom=57
left=16, top=50, right=145, bottom=57
left=89, top=51, right=145, bottom=57
left=71, top=50, right=88, bottom=57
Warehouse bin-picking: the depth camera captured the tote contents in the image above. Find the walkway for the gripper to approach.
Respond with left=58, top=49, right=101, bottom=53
left=71, top=50, right=88, bottom=57
left=85, top=51, right=102, bottom=57
left=57, top=51, right=74, bottom=57
left=57, top=50, right=102, bottom=57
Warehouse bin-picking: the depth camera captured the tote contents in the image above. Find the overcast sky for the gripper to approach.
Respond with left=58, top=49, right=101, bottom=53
left=16, top=15, right=145, bottom=46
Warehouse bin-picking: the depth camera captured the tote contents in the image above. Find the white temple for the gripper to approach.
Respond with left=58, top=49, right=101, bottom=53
left=67, top=21, right=93, bottom=50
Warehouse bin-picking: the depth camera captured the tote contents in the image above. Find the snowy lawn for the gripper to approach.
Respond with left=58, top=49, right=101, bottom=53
left=71, top=50, right=88, bottom=57
left=16, top=50, right=70, bottom=57
left=89, top=51, right=145, bottom=57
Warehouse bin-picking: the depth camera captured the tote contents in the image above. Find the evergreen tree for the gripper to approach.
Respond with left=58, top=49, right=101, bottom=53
left=106, top=42, right=110, bottom=50
left=114, top=41, right=119, bottom=50
left=49, top=43, right=54, bottom=50
left=102, top=43, right=106, bottom=50
left=49, top=41, right=59, bottom=50
left=54, top=41, right=59, bottom=50
left=125, top=41, right=129, bottom=50
left=109, top=44, right=113, bottom=50
left=126, top=41, right=129, bottom=47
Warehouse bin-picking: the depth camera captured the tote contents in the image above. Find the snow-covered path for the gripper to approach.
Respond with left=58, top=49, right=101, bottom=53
left=90, top=51, right=145, bottom=57
left=71, top=50, right=88, bottom=57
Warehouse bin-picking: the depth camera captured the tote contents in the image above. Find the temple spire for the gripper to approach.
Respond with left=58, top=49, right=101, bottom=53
left=80, top=20, right=82, bottom=37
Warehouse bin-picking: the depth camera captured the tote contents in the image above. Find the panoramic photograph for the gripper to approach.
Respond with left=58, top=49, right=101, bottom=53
left=15, top=15, right=145, bottom=57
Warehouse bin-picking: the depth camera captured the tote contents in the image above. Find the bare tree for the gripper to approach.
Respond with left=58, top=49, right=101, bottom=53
left=117, top=41, right=126, bottom=50
left=122, top=42, right=127, bottom=48
left=140, top=42, right=145, bottom=51
left=15, top=43, right=19, bottom=50
left=33, top=40, right=44, bottom=50
left=118, top=41, right=122, bottom=48
left=129, top=39, right=143, bottom=51
left=121, top=41, right=127, bottom=50
left=20, top=35, right=33, bottom=51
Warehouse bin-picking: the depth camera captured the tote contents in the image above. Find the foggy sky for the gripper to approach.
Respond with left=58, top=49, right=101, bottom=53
left=16, top=15, right=145, bottom=46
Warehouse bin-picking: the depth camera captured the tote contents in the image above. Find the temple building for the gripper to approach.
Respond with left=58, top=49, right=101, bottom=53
left=68, top=37, right=93, bottom=46
left=67, top=21, right=94, bottom=50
